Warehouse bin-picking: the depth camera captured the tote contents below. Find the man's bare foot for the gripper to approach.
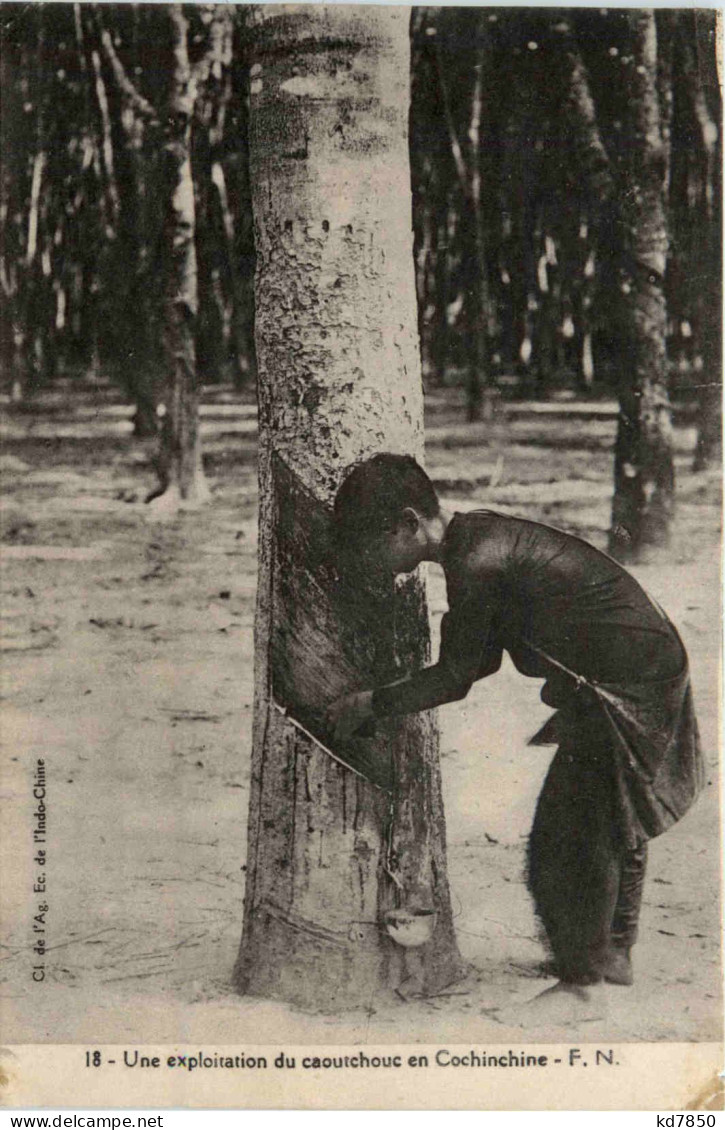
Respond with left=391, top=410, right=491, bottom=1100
left=602, top=947, right=634, bottom=986
left=507, top=980, right=609, bottom=1028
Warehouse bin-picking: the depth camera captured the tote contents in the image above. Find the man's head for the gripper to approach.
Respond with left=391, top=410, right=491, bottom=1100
left=333, top=454, right=441, bottom=575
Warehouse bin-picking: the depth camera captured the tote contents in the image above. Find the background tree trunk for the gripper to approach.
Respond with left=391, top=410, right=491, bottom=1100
left=212, top=155, right=257, bottom=387
left=235, top=5, right=464, bottom=1010
left=410, top=7, right=448, bottom=388
left=608, top=10, right=675, bottom=561
left=91, top=5, right=161, bottom=439
left=466, top=33, right=491, bottom=422
left=192, top=4, right=234, bottom=388
left=684, top=12, right=722, bottom=472
left=434, top=9, right=492, bottom=420
left=151, top=5, right=210, bottom=511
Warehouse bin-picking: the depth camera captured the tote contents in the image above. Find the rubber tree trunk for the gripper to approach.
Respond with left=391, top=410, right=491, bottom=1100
left=693, top=172, right=722, bottom=471
left=467, top=153, right=491, bottom=421
left=685, top=14, right=722, bottom=472
left=468, top=30, right=493, bottom=425
left=549, top=13, right=613, bottom=392
left=410, top=9, right=447, bottom=387
left=234, top=5, right=464, bottom=1011
left=434, top=9, right=491, bottom=421
left=151, top=5, right=210, bottom=511
left=111, top=116, right=160, bottom=439
left=212, top=156, right=258, bottom=389
left=609, top=11, right=675, bottom=561
left=192, top=5, right=234, bottom=389
left=692, top=213, right=722, bottom=472
left=86, top=6, right=158, bottom=438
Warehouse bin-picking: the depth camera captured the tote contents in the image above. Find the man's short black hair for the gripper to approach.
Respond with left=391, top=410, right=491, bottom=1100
left=334, top=454, right=440, bottom=545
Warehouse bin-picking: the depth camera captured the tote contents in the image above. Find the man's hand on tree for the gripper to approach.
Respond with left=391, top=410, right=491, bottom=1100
left=325, top=690, right=374, bottom=742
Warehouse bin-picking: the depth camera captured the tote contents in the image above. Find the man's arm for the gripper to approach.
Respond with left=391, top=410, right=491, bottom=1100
left=371, top=588, right=503, bottom=717
left=327, top=560, right=504, bottom=738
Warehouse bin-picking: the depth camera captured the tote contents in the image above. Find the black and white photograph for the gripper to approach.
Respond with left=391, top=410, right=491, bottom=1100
left=0, top=1, right=722, bottom=1111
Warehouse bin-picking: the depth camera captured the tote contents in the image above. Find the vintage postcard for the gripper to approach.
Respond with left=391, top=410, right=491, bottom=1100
left=0, top=1, right=722, bottom=1112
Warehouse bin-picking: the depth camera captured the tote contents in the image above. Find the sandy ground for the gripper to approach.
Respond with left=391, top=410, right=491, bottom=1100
left=0, top=392, right=721, bottom=1046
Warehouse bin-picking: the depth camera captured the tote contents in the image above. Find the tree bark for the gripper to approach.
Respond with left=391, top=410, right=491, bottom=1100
left=549, top=16, right=615, bottom=211
left=467, top=37, right=492, bottom=421
left=434, top=11, right=491, bottom=421
left=410, top=8, right=448, bottom=387
left=547, top=16, right=616, bottom=392
left=693, top=144, right=722, bottom=471
left=150, top=5, right=209, bottom=511
left=678, top=12, right=722, bottom=472
left=85, top=6, right=161, bottom=436
left=608, top=11, right=675, bottom=560
left=234, top=5, right=464, bottom=1010
left=211, top=157, right=257, bottom=387
left=192, top=5, right=234, bottom=388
